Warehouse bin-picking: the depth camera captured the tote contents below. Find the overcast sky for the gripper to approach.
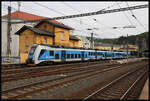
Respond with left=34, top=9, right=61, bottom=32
left=1, top=1, right=149, bottom=38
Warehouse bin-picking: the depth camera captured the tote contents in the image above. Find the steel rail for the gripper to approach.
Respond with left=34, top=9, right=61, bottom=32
left=120, top=70, right=148, bottom=100
left=83, top=65, right=147, bottom=100
left=2, top=65, right=122, bottom=99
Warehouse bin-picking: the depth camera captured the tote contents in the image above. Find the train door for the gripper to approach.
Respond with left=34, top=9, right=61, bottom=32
left=61, top=50, right=66, bottom=62
left=81, top=51, right=84, bottom=61
left=95, top=51, right=97, bottom=59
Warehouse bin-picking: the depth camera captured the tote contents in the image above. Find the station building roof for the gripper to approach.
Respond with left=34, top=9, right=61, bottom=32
left=15, top=25, right=80, bottom=41
left=15, top=25, right=55, bottom=37
left=34, top=20, right=74, bottom=30
left=2, top=11, right=73, bottom=30
left=69, top=35, right=80, bottom=41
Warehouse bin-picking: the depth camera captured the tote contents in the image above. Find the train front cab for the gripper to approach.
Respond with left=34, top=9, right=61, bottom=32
left=26, top=45, right=37, bottom=66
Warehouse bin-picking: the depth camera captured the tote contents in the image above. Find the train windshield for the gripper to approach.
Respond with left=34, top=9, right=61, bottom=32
left=29, top=46, right=37, bottom=54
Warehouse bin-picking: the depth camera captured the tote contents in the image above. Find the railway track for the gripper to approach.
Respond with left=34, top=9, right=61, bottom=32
left=2, top=60, right=147, bottom=100
left=2, top=60, right=110, bottom=74
left=2, top=60, right=109, bottom=70
left=2, top=60, right=120, bottom=82
left=2, top=60, right=140, bottom=83
left=83, top=65, right=148, bottom=100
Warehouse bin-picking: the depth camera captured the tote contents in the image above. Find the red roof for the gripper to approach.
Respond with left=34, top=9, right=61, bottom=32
left=2, top=11, right=73, bottom=29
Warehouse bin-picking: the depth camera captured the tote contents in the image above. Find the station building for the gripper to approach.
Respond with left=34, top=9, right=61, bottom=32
left=2, top=11, right=80, bottom=63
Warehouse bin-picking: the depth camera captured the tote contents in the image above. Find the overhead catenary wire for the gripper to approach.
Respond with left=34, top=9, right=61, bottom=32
left=116, top=2, right=142, bottom=33
left=61, top=2, right=124, bottom=36
left=33, top=2, right=94, bottom=32
left=2, top=2, right=148, bottom=37
left=126, top=2, right=147, bottom=31
left=8, top=3, right=148, bottom=24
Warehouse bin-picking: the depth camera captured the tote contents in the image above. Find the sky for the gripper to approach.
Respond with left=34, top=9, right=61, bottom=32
left=1, top=1, right=149, bottom=39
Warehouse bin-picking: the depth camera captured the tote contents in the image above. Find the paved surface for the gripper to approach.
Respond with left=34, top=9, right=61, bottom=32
left=139, top=78, right=149, bottom=100
left=2, top=62, right=21, bottom=65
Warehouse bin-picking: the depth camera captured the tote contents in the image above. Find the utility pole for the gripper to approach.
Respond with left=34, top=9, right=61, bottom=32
left=18, top=1, right=21, bottom=11
left=91, top=32, right=94, bottom=49
left=87, top=28, right=98, bottom=49
left=111, top=43, right=113, bottom=60
left=6, top=6, right=11, bottom=63
left=126, top=34, right=128, bottom=61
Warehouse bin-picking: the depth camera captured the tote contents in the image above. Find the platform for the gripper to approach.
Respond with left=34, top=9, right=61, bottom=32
left=139, top=78, right=149, bottom=100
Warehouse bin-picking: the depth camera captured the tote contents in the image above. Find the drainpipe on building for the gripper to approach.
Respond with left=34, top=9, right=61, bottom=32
left=52, top=25, right=55, bottom=45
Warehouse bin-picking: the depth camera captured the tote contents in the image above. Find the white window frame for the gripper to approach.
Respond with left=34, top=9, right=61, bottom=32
left=61, top=31, right=64, bottom=41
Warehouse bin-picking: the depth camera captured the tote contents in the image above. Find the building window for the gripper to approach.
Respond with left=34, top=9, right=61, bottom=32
left=44, top=24, right=47, bottom=29
left=44, top=37, right=47, bottom=44
left=40, top=40, right=42, bottom=44
left=61, top=32, right=64, bottom=41
left=72, top=42, right=74, bottom=46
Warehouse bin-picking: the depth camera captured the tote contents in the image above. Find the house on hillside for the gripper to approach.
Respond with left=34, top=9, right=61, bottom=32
left=2, top=11, right=80, bottom=63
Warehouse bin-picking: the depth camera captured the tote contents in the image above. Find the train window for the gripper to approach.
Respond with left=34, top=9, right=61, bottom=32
left=67, top=54, right=70, bottom=59
left=55, top=54, right=59, bottom=59
left=49, top=51, right=54, bottom=56
left=29, top=46, right=37, bottom=54
left=39, top=49, right=46, bottom=57
left=88, top=52, right=90, bottom=55
left=78, top=54, right=81, bottom=58
left=62, top=51, right=66, bottom=58
left=82, top=53, right=84, bottom=58
left=75, top=54, right=77, bottom=58
left=71, top=54, right=74, bottom=58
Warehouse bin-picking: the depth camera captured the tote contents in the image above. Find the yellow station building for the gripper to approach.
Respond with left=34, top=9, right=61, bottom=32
left=15, top=20, right=80, bottom=63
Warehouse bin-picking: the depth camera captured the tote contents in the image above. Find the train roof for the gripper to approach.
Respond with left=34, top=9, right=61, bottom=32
left=36, top=44, right=96, bottom=50
left=33, top=44, right=126, bottom=52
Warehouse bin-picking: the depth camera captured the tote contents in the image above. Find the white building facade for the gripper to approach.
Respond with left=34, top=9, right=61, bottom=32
left=76, top=36, right=91, bottom=48
left=2, top=18, right=36, bottom=62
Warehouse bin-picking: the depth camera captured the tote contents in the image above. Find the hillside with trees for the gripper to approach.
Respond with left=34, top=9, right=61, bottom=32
left=87, top=32, right=148, bottom=48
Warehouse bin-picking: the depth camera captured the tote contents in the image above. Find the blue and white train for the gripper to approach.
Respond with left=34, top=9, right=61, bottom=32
left=26, top=44, right=131, bottom=65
